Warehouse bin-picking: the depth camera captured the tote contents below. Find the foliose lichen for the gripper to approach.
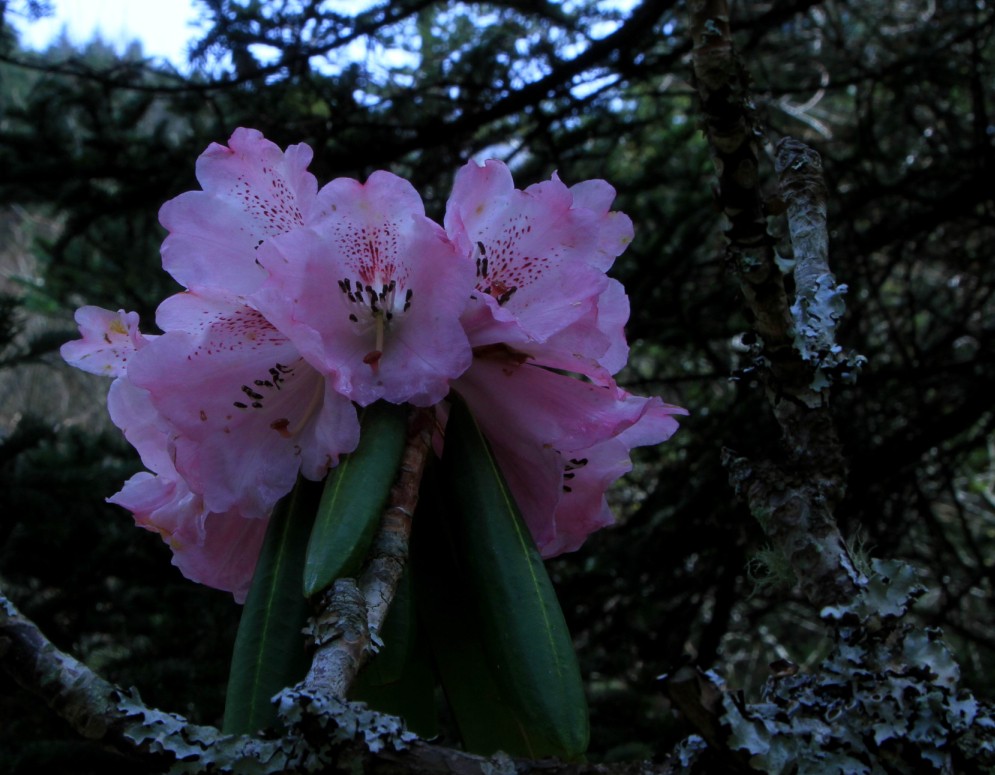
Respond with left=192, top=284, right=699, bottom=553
left=700, top=560, right=995, bottom=773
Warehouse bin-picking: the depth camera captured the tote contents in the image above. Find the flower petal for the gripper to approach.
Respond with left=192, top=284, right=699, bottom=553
left=106, top=375, right=268, bottom=602
left=455, top=355, right=647, bottom=451
left=453, top=357, right=686, bottom=555
left=159, top=128, right=320, bottom=295
left=60, top=307, right=149, bottom=377
left=446, top=160, right=612, bottom=349
left=566, top=178, right=634, bottom=271
left=519, top=278, right=631, bottom=381
left=543, top=394, right=687, bottom=557
left=110, top=472, right=267, bottom=603
left=106, top=377, right=176, bottom=476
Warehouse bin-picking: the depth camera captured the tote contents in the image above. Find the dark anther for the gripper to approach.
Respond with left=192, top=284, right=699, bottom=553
left=497, top=286, right=518, bottom=305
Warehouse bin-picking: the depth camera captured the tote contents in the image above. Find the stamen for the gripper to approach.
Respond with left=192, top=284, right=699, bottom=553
left=262, top=365, right=324, bottom=438
left=241, top=385, right=265, bottom=401
left=234, top=363, right=296, bottom=411
left=497, top=286, right=518, bottom=305
left=374, top=314, right=385, bottom=354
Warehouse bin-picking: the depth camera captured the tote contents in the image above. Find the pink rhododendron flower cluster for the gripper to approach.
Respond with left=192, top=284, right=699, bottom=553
left=62, top=128, right=686, bottom=601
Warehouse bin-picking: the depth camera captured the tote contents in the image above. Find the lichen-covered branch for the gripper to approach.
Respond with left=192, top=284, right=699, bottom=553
left=3, top=585, right=683, bottom=774
left=680, top=4, right=995, bottom=769
left=776, top=137, right=866, bottom=398
left=689, top=0, right=865, bottom=612
left=297, top=578, right=372, bottom=701
left=0, top=589, right=290, bottom=772
left=688, top=0, right=794, bottom=357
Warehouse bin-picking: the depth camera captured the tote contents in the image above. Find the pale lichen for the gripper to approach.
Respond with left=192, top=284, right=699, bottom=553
left=698, top=560, right=995, bottom=773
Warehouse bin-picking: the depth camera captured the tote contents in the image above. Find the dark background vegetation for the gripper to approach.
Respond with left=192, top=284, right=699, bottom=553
left=0, top=0, right=992, bottom=770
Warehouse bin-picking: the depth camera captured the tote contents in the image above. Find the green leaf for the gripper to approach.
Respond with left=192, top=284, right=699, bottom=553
left=303, top=401, right=409, bottom=598
left=413, top=481, right=537, bottom=755
left=438, top=397, right=590, bottom=759
left=223, top=477, right=321, bottom=734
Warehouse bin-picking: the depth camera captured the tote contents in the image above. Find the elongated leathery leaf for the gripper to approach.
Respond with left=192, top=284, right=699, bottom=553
left=440, top=397, right=590, bottom=759
left=304, top=400, right=408, bottom=598
left=223, top=477, right=321, bottom=734
left=413, top=473, right=537, bottom=756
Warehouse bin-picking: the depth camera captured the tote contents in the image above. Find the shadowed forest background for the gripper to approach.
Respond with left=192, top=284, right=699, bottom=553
left=0, top=0, right=993, bottom=771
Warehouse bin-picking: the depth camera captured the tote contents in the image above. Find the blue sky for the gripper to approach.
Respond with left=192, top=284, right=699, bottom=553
left=11, top=0, right=202, bottom=67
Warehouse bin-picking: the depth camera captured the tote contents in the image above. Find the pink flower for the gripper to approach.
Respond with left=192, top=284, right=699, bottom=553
left=444, top=160, right=686, bottom=555
left=453, top=354, right=686, bottom=557
left=159, top=128, right=324, bottom=296
left=444, top=159, right=633, bottom=376
left=59, top=306, right=150, bottom=376
left=61, top=310, right=268, bottom=601
left=61, top=136, right=685, bottom=592
left=106, top=378, right=266, bottom=602
left=252, top=171, right=474, bottom=406
left=127, top=291, right=360, bottom=520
